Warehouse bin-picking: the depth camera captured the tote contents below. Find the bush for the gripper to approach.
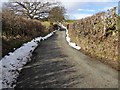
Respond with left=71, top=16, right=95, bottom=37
left=2, top=10, right=50, bottom=57
left=2, top=10, right=46, bottom=38
left=117, top=16, right=120, bottom=30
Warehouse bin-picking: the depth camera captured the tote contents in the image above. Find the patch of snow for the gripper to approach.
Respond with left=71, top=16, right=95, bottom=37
left=0, top=31, right=56, bottom=89
left=42, top=30, right=56, bottom=40
left=61, top=25, right=81, bottom=50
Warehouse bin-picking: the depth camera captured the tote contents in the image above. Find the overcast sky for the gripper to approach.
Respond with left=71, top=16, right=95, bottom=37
left=0, top=0, right=119, bottom=19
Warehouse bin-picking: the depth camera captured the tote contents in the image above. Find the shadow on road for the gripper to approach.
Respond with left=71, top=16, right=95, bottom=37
left=15, top=32, right=82, bottom=88
left=15, top=31, right=118, bottom=88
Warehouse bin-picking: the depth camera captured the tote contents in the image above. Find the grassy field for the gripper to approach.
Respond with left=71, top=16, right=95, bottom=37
left=41, top=21, right=51, bottom=28
left=65, top=20, right=77, bottom=24
left=41, top=20, right=77, bottom=26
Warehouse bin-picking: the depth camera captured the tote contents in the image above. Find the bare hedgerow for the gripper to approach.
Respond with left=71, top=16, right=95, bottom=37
left=2, top=9, right=48, bottom=57
left=2, top=9, right=46, bottom=39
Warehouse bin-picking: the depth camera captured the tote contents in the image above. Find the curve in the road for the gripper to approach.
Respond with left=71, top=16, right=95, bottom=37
left=15, top=31, right=118, bottom=88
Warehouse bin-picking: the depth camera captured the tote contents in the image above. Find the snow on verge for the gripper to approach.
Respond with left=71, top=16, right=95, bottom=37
left=61, top=25, right=81, bottom=50
left=0, top=31, right=56, bottom=89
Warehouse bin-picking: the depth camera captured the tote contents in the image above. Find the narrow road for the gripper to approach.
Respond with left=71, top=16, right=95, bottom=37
left=15, top=31, right=118, bottom=88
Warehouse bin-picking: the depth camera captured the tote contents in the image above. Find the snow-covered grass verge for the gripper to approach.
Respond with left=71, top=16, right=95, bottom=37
left=61, top=25, right=81, bottom=50
left=0, top=30, right=56, bottom=89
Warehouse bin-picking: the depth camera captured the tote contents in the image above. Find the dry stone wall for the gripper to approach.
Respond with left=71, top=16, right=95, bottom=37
left=66, top=7, right=119, bottom=70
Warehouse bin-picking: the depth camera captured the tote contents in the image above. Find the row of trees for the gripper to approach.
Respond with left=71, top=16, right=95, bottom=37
left=3, top=1, right=66, bottom=22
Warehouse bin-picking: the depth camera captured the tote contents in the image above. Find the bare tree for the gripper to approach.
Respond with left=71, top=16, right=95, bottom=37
left=3, top=1, right=59, bottom=19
